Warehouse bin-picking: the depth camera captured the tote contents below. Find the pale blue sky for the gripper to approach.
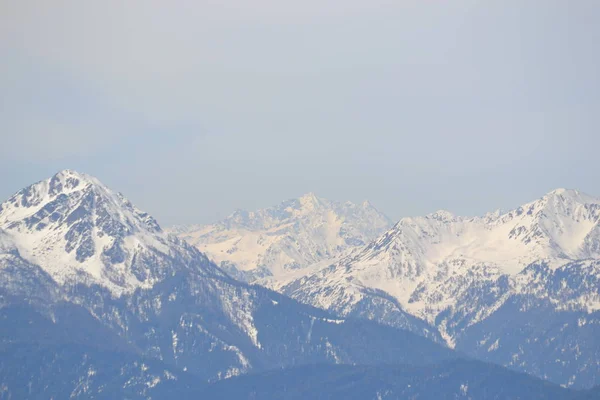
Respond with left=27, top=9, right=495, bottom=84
left=1, top=1, right=599, bottom=226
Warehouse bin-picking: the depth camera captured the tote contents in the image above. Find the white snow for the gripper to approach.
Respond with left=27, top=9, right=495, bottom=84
left=266, top=188, right=600, bottom=344
left=0, top=169, right=209, bottom=296
left=219, top=286, right=262, bottom=349
left=167, top=193, right=391, bottom=281
left=488, top=339, right=500, bottom=352
left=146, top=376, right=161, bottom=388
left=171, top=331, right=178, bottom=358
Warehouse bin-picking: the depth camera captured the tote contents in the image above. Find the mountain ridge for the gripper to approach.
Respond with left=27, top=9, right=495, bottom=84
left=265, top=188, right=600, bottom=387
left=0, top=169, right=465, bottom=395
left=2, top=171, right=599, bottom=390
left=168, top=191, right=392, bottom=282
left=0, top=169, right=225, bottom=295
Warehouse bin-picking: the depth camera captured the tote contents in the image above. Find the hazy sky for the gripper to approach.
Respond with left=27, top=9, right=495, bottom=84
left=1, top=1, right=599, bottom=226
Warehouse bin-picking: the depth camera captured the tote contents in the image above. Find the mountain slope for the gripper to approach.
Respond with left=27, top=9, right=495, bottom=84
left=271, top=189, right=600, bottom=388
left=200, top=360, right=581, bottom=400
left=169, top=193, right=391, bottom=282
left=0, top=170, right=457, bottom=396
left=282, top=189, right=600, bottom=322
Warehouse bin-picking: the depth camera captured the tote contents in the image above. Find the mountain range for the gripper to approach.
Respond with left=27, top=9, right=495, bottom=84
left=176, top=188, right=600, bottom=389
left=0, top=170, right=455, bottom=398
left=0, top=170, right=598, bottom=397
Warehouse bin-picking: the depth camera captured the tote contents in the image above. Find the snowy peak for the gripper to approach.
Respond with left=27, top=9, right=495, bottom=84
left=499, top=188, right=600, bottom=258
left=356, top=188, right=600, bottom=274
left=499, top=188, right=599, bottom=224
left=298, top=191, right=320, bottom=206
left=221, top=193, right=335, bottom=231
left=169, top=193, right=392, bottom=280
left=545, top=187, right=593, bottom=200
left=214, top=193, right=387, bottom=231
left=273, top=188, right=600, bottom=332
left=0, top=169, right=161, bottom=235
left=0, top=170, right=164, bottom=265
left=0, top=170, right=216, bottom=295
left=426, top=210, right=458, bottom=223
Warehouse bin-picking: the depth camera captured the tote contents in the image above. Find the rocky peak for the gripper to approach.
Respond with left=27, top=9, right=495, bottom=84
left=169, top=193, right=391, bottom=280
left=0, top=170, right=217, bottom=295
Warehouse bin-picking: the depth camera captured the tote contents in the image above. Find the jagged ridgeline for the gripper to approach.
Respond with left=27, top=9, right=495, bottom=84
left=0, top=170, right=455, bottom=398
left=174, top=185, right=600, bottom=389
left=0, top=170, right=598, bottom=398
left=168, top=192, right=392, bottom=282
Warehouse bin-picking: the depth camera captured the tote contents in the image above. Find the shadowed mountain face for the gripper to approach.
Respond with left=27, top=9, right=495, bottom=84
left=1, top=342, right=594, bottom=400
left=0, top=295, right=591, bottom=399
left=190, top=361, right=589, bottom=400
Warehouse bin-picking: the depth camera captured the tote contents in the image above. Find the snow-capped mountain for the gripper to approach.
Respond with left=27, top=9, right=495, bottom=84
left=169, top=192, right=391, bottom=282
left=0, top=169, right=224, bottom=295
left=270, top=189, right=600, bottom=388
left=0, top=170, right=457, bottom=397
left=276, top=189, right=600, bottom=320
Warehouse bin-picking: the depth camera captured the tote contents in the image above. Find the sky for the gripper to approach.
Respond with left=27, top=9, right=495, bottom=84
left=1, top=1, right=599, bottom=226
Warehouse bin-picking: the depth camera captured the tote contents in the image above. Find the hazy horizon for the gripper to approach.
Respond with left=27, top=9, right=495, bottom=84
left=2, top=1, right=599, bottom=226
